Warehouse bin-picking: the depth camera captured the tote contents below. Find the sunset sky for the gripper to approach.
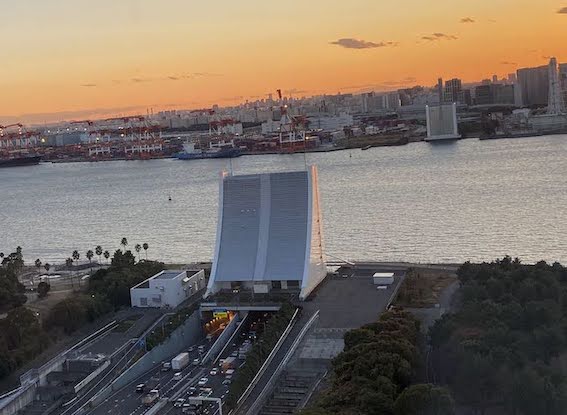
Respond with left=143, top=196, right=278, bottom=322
left=1, top=0, right=566, bottom=123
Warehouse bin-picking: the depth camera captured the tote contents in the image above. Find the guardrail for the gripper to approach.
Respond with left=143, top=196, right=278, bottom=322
left=234, top=307, right=300, bottom=410
left=213, top=313, right=249, bottom=365
left=246, top=310, right=320, bottom=415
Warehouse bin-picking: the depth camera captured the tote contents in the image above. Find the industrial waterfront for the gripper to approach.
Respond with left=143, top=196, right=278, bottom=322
left=1, top=134, right=566, bottom=265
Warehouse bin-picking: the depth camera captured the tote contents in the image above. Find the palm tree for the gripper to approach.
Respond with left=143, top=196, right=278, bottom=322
left=44, top=263, right=51, bottom=283
left=86, top=250, right=94, bottom=274
left=95, top=245, right=103, bottom=263
left=34, top=258, right=42, bottom=286
left=65, top=257, right=74, bottom=289
left=103, top=250, right=110, bottom=264
left=0, top=252, right=4, bottom=259
left=135, top=244, right=142, bottom=261
left=120, top=238, right=128, bottom=251
left=72, top=250, right=80, bottom=266
left=142, top=243, right=149, bottom=260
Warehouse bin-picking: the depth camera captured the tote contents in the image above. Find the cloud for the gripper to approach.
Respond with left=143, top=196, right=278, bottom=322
left=460, top=17, right=475, bottom=23
left=284, top=88, right=309, bottom=95
left=330, top=38, right=397, bottom=49
left=131, top=77, right=153, bottom=83
left=80, top=83, right=97, bottom=88
left=421, top=33, right=458, bottom=41
left=500, top=61, right=517, bottom=65
left=558, top=7, right=567, bottom=13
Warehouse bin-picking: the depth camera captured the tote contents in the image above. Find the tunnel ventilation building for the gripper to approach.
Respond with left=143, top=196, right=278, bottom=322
left=205, top=166, right=325, bottom=301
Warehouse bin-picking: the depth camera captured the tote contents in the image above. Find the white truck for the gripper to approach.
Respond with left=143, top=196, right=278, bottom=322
left=373, top=272, right=394, bottom=286
left=172, top=352, right=190, bottom=371
left=142, top=390, right=159, bottom=406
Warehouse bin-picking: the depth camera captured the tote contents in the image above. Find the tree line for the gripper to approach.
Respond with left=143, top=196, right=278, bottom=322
left=429, top=257, right=567, bottom=415
left=0, top=242, right=163, bottom=381
left=226, top=302, right=297, bottom=410
left=301, top=309, right=454, bottom=415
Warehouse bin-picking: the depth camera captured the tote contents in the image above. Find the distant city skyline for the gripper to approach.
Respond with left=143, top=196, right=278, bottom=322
left=1, top=0, right=566, bottom=124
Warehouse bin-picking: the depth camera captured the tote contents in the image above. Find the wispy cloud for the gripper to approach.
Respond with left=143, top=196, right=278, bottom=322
left=330, top=38, right=397, bottom=49
left=558, top=6, right=567, bottom=13
left=80, top=83, right=97, bottom=88
left=500, top=61, right=517, bottom=65
left=421, top=33, right=458, bottom=41
left=131, top=77, right=154, bottom=83
left=460, top=17, right=475, bottom=23
left=81, top=72, right=223, bottom=87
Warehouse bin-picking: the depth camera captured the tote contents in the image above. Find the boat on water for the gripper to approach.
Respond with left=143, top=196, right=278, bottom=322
left=361, top=145, right=372, bottom=150
left=0, top=155, right=41, bottom=168
left=175, top=142, right=241, bottom=160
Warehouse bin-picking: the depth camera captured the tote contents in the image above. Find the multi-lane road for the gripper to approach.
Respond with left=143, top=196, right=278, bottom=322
left=88, top=311, right=271, bottom=415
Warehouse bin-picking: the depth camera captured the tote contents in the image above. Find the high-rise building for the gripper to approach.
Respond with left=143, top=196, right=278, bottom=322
left=547, top=57, right=566, bottom=115
left=444, top=78, right=463, bottom=103
left=474, top=84, right=516, bottom=106
left=437, top=78, right=444, bottom=103
left=559, top=63, right=567, bottom=110
left=508, top=73, right=517, bottom=83
left=492, top=75, right=498, bottom=84
left=517, top=65, right=549, bottom=106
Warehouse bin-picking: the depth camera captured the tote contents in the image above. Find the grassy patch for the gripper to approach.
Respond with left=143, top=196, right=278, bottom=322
left=395, top=268, right=456, bottom=308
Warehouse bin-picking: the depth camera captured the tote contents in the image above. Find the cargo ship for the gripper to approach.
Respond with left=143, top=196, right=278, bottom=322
left=175, top=142, right=241, bottom=160
left=0, top=155, right=41, bottom=168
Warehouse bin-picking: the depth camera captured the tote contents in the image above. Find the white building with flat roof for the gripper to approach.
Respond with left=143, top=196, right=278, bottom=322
left=130, top=269, right=206, bottom=309
left=205, top=166, right=326, bottom=300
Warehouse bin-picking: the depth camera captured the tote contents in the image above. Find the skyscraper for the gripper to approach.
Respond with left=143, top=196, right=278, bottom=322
left=437, top=78, right=444, bottom=103
left=560, top=63, right=567, bottom=111
left=444, top=78, right=463, bottom=104
left=517, top=65, right=549, bottom=106
left=548, top=57, right=566, bottom=115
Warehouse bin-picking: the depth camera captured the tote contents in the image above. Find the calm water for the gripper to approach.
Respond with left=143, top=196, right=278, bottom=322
left=1, top=136, right=567, bottom=265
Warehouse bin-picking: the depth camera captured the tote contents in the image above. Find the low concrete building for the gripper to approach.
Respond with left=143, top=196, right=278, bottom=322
left=130, top=269, right=206, bottom=309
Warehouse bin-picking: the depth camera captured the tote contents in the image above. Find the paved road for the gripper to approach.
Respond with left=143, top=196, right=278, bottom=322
left=88, top=340, right=211, bottom=415
left=157, top=312, right=273, bottom=415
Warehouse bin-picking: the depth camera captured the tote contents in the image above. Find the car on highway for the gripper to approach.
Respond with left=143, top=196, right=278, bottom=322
left=197, top=377, right=209, bottom=386
left=188, top=346, right=195, bottom=352
left=135, top=383, right=145, bottom=393
left=174, top=398, right=186, bottom=408
left=162, top=361, right=171, bottom=371
left=209, top=368, right=218, bottom=376
left=173, top=372, right=183, bottom=381
left=192, top=358, right=200, bottom=366
left=222, top=379, right=232, bottom=385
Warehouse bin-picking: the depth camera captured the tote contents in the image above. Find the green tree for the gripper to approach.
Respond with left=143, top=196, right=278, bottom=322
left=103, top=250, right=110, bottom=264
left=72, top=250, right=80, bottom=265
left=37, top=281, right=50, bottom=298
left=34, top=258, right=42, bottom=285
left=120, top=237, right=128, bottom=251
left=86, top=250, right=94, bottom=273
left=134, top=244, right=142, bottom=261
left=65, top=257, right=74, bottom=289
left=394, top=384, right=455, bottom=415
left=95, top=245, right=103, bottom=263
left=44, top=263, right=50, bottom=273
left=142, top=243, right=149, bottom=260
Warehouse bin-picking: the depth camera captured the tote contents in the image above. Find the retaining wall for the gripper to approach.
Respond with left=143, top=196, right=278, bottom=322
left=90, top=310, right=202, bottom=407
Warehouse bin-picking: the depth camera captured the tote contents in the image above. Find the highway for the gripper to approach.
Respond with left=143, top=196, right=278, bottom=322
left=157, top=312, right=272, bottom=415
left=87, top=339, right=211, bottom=415
left=86, top=311, right=273, bottom=415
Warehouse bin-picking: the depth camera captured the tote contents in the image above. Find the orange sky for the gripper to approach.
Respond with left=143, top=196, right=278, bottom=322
left=1, top=0, right=566, bottom=123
